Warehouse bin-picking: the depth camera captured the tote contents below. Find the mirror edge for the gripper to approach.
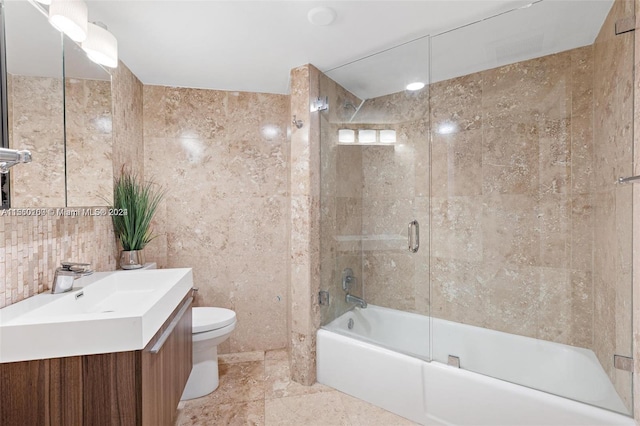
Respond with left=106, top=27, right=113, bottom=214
left=0, top=0, right=10, bottom=209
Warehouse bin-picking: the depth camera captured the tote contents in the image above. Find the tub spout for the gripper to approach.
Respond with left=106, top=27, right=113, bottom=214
left=346, top=293, right=367, bottom=309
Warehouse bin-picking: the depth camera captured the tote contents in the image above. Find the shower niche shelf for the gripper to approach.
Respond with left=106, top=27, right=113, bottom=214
left=337, top=142, right=395, bottom=147
left=335, top=234, right=406, bottom=251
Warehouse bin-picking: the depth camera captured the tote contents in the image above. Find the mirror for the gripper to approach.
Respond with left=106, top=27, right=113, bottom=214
left=63, top=35, right=113, bottom=207
left=4, top=0, right=65, bottom=207
left=2, top=0, right=113, bottom=208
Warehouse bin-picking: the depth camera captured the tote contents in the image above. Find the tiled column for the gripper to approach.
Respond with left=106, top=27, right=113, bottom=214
left=289, top=64, right=322, bottom=385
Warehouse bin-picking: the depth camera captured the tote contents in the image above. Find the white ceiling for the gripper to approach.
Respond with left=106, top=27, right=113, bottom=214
left=6, top=0, right=614, bottom=97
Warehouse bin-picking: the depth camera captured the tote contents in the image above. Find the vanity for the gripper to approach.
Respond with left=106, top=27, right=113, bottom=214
left=0, top=269, right=193, bottom=426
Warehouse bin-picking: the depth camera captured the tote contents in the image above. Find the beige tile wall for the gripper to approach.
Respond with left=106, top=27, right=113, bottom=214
left=358, top=90, right=430, bottom=315
left=288, top=65, right=322, bottom=385
left=8, top=75, right=66, bottom=207
left=65, top=78, right=113, bottom=206
left=428, top=47, right=595, bottom=349
left=592, top=0, right=635, bottom=411
left=1, top=62, right=143, bottom=308
left=142, top=85, right=290, bottom=355
left=633, top=0, right=639, bottom=420
left=318, top=73, right=364, bottom=326
left=0, top=214, right=117, bottom=308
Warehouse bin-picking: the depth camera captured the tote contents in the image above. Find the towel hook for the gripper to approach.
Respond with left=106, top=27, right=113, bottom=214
left=292, top=115, right=304, bottom=129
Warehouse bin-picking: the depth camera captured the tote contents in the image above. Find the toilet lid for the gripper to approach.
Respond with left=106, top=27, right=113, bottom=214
left=192, top=307, right=236, bottom=333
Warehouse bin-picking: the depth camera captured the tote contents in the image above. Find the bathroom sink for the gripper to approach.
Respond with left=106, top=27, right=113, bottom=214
left=0, top=268, right=193, bottom=363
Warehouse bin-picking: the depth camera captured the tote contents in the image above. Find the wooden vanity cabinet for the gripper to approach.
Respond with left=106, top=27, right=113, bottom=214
left=0, top=294, right=193, bottom=426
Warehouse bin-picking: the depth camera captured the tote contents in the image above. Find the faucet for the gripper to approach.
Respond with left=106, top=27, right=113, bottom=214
left=346, top=293, right=367, bottom=309
left=51, top=262, right=93, bottom=294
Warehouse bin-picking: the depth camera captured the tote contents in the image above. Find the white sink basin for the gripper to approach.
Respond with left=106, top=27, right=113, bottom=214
left=0, top=268, right=193, bottom=363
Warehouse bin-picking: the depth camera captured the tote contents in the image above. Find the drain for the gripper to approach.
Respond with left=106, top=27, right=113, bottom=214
left=347, top=318, right=354, bottom=330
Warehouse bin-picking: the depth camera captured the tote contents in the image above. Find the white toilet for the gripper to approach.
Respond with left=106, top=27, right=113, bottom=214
left=181, top=306, right=237, bottom=400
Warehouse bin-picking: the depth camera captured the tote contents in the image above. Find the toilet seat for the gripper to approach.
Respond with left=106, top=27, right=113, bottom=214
left=192, top=307, right=236, bottom=333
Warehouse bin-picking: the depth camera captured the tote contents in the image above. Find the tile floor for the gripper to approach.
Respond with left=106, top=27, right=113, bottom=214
left=175, top=349, right=418, bottom=426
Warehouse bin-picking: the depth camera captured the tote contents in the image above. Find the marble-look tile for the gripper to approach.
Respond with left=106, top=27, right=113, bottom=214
left=482, top=52, right=572, bottom=128
left=289, top=331, right=316, bottom=386
left=111, top=61, right=144, bottom=176
left=362, top=145, right=415, bottom=199
left=430, top=73, right=482, bottom=133
left=264, top=355, right=332, bottom=399
left=363, top=252, right=416, bottom=312
left=265, top=349, right=288, bottom=361
left=265, top=392, right=351, bottom=426
left=537, top=268, right=592, bottom=347
left=339, top=392, right=418, bottom=426
left=481, top=194, right=540, bottom=267
left=430, top=196, right=482, bottom=262
left=431, top=129, right=482, bottom=197
left=481, top=124, right=540, bottom=195
left=633, top=0, right=640, bottom=419
left=591, top=0, right=635, bottom=412
left=176, top=399, right=265, bottom=426
left=203, top=361, right=265, bottom=405
left=220, top=351, right=265, bottom=365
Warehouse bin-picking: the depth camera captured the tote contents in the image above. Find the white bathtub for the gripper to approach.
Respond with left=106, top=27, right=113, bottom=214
left=317, top=305, right=634, bottom=425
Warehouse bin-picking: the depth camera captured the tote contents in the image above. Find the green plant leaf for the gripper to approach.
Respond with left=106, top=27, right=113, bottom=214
left=112, top=168, right=165, bottom=251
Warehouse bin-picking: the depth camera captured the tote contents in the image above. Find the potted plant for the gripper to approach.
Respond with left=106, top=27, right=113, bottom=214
left=112, top=169, right=164, bottom=269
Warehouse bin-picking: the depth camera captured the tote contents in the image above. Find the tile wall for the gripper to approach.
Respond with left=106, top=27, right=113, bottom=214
left=1, top=62, right=143, bottom=308
left=142, top=85, right=290, bottom=354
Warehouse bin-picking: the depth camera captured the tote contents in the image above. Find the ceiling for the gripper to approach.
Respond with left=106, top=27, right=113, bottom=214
left=6, top=0, right=614, bottom=97
left=84, top=0, right=612, bottom=95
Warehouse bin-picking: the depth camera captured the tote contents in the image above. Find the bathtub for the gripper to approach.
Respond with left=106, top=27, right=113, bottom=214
left=317, top=305, right=634, bottom=425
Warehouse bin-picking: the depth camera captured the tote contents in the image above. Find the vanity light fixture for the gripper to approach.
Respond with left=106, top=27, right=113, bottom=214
left=406, top=81, right=425, bottom=91
left=33, top=0, right=52, bottom=5
left=48, top=0, right=88, bottom=42
left=82, top=22, right=118, bottom=68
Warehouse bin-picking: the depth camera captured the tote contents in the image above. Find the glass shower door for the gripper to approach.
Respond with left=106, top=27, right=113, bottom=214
left=318, top=36, right=432, bottom=361
left=429, top=0, right=634, bottom=415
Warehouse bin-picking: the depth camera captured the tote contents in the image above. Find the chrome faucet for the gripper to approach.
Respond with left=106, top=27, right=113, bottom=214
left=346, top=293, right=367, bottom=309
left=51, top=262, right=93, bottom=294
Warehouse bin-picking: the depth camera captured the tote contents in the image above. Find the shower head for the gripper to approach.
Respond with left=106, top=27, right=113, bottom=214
left=343, top=101, right=357, bottom=111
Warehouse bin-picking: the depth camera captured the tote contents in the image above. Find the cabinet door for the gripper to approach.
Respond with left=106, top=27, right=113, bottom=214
left=141, top=295, right=193, bottom=426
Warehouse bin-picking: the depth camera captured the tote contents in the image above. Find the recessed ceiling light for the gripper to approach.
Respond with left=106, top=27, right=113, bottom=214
left=308, top=7, right=337, bottom=26
left=406, top=82, right=425, bottom=91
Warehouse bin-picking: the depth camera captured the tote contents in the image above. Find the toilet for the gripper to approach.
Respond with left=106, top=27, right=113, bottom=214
left=180, top=306, right=237, bottom=400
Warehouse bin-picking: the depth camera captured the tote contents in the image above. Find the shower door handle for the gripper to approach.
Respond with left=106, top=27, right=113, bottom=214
left=408, top=220, right=420, bottom=253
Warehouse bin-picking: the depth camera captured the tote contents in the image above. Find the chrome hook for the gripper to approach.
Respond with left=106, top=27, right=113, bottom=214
left=292, top=115, right=304, bottom=129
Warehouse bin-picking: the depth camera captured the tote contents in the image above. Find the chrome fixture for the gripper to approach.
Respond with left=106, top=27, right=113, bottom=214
left=51, top=262, right=93, bottom=294
left=346, top=293, right=367, bottom=309
left=408, top=219, right=420, bottom=253
left=292, top=115, right=303, bottom=129
left=342, top=268, right=355, bottom=292
left=312, top=96, right=329, bottom=112
left=342, top=267, right=366, bottom=308
left=319, top=290, right=330, bottom=306
left=617, top=175, right=640, bottom=185
left=0, top=148, right=32, bottom=174
left=614, top=355, right=634, bottom=372
left=448, top=355, right=461, bottom=368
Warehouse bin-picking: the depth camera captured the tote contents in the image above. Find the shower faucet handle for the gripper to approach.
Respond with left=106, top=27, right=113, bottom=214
left=342, top=268, right=355, bottom=292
